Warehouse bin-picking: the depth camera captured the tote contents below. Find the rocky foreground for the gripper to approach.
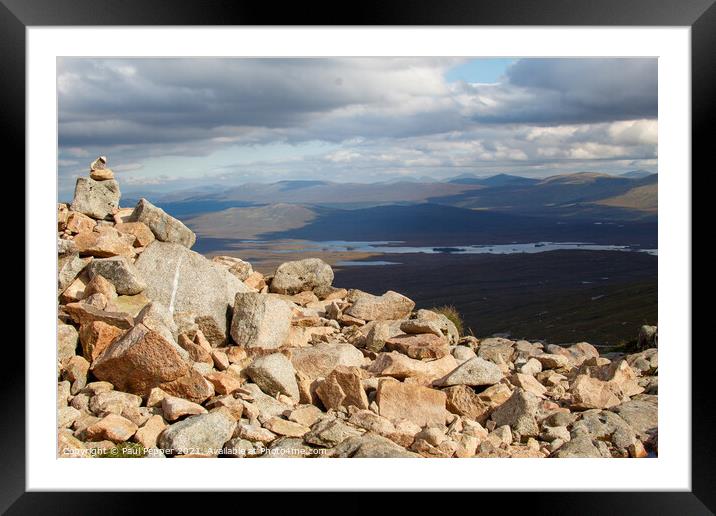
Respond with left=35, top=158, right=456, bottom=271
left=57, top=157, right=658, bottom=458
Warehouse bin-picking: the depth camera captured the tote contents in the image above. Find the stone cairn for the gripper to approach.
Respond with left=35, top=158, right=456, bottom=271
left=57, top=157, right=658, bottom=458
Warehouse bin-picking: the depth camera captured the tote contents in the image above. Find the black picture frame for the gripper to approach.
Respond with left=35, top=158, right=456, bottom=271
left=7, top=0, right=709, bottom=512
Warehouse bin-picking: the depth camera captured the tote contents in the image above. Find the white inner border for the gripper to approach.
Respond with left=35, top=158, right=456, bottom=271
left=27, top=27, right=691, bottom=491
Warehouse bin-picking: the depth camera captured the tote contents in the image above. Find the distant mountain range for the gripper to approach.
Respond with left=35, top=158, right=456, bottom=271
left=619, top=169, right=655, bottom=179
left=140, top=171, right=657, bottom=222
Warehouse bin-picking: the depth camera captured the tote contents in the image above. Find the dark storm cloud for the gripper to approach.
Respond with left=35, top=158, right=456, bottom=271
left=57, top=57, right=658, bottom=195
left=465, top=58, right=657, bottom=124
left=58, top=57, right=459, bottom=148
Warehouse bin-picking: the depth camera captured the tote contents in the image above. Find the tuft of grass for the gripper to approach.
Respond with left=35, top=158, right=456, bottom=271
left=96, top=441, right=147, bottom=458
left=431, top=305, right=464, bottom=336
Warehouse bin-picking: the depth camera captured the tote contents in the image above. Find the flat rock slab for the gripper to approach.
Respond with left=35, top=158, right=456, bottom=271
left=375, top=380, right=448, bottom=428
left=64, top=302, right=134, bottom=330
left=385, top=333, right=450, bottom=360
left=288, top=342, right=366, bottom=380
left=134, top=241, right=249, bottom=345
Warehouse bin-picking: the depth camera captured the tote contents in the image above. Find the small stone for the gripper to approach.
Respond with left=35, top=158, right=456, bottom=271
left=235, top=422, right=277, bottom=443
left=367, top=352, right=458, bottom=383
left=288, top=405, right=323, bottom=428
left=438, top=356, right=504, bottom=387
left=135, top=302, right=179, bottom=344
left=245, top=353, right=300, bottom=401
left=59, top=273, right=88, bottom=304
left=347, top=409, right=396, bottom=436
left=551, top=435, right=602, bottom=458
left=518, top=357, right=543, bottom=376
left=490, top=388, right=540, bottom=437
left=161, top=396, right=207, bottom=421
left=315, top=366, right=369, bottom=411
left=288, top=342, right=365, bottom=381
left=90, top=156, right=107, bottom=171
left=223, top=437, right=264, bottom=457
left=158, top=408, right=237, bottom=456
left=540, top=425, right=571, bottom=442
left=58, top=237, right=78, bottom=256
left=115, top=221, right=155, bottom=247
left=211, top=256, right=254, bottom=281
left=537, top=353, right=572, bottom=370
left=58, top=254, right=92, bottom=293
left=73, top=227, right=135, bottom=258
left=79, top=321, right=124, bottom=362
left=160, top=368, right=215, bottom=404
left=243, top=271, right=267, bottom=291
left=130, top=198, right=196, bottom=248
left=58, top=381, right=72, bottom=408
left=90, top=168, right=115, bottom=181
left=345, top=290, right=415, bottom=321
left=455, top=434, right=479, bottom=457
left=58, top=204, right=70, bottom=231
left=178, top=334, right=213, bottom=364
left=84, top=274, right=118, bottom=301
left=58, top=406, right=81, bottom=428
left=65, top=211, right=96, bottom=234
left=385, top=333, right=450, bottom=360
left=304, top=418, right=363, bottom=448
left=270, top=258, right=334, bottom=295
left=263, top=417, right=310, bottom=437
left=226, top=346, right=248, bottom=365
left=230, top=293, right=293, bottom=350
left=331, top=433, right=419, bottom=458
left=205, top=371, right=243, bottom=395
left=511, top=372, right=547, bottom=398
left=86, top=257, right=146, bottom=295
left=133, top=414, right=167, bottom=449
left=211, top=349, right=230, bottom=371
left=85, top=413, right=138, bottom=442
left=58, top=323, right=79, bottom=362
left=400, top=318, right=444, bottom=338
left=88, top=390, right=141, bottom=416
left=452, top=346, right=477, bottom=363
left=146, top=387, right=169, bottom=408
left=364, top=320, right=402, bottom=352
left=58, top=429, right=86, bottom=458
left=477, top=337, right=515, bottom=364
left=62, top=356, right=90, bottom=394
left=570, top=375, right=624, bottom=410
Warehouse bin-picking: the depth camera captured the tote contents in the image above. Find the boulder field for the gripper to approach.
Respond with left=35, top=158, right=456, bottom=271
left=57, top=157, right=658, bottom=459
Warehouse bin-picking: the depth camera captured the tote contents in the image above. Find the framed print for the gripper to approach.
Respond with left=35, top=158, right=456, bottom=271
left=7, top=0, right=711, bottom=511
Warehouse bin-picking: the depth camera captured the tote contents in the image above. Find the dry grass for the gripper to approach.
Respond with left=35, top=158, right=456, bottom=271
left=431, top=305, right=464, bottom=336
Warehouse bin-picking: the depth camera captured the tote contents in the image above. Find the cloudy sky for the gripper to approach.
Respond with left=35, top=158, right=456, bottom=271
left=57, top=57, right=657, bottom=198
